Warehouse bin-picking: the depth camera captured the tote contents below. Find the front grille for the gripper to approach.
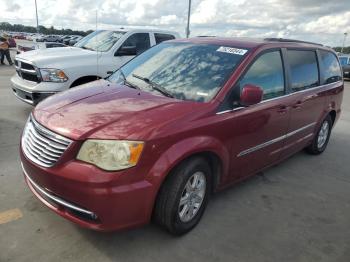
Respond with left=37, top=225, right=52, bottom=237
left=15, top=59, right=41, bottom=83
left=21, top=116, right=72, bottom=167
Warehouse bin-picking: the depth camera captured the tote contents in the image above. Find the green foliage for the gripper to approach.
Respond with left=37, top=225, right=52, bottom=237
left=333, top=46, right=350, bottom=54
left=0, top=22, right=91, bottom=36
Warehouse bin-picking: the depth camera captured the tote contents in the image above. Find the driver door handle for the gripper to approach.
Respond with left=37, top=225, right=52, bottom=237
left=292, top=100, right=303, bottom=109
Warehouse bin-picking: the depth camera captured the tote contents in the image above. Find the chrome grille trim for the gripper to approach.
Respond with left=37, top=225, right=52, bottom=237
left=15, top=58, right=41, bottom=83
left=22, top=115, right=72, bottom=167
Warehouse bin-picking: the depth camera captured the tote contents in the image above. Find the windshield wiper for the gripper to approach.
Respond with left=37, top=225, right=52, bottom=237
left=120, top=70, right=141, bottom=90
left=132, top=74, right=174, bottom=98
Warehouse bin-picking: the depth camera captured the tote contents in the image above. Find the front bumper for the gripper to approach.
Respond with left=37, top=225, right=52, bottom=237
left=11, top=74, right=69, bottom=105
left=20, top=148, right=155, bottom=231
left=12, top=87, right=56, bottom=105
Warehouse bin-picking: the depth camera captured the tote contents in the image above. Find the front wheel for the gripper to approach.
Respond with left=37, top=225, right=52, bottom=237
left=154, top=157, right=211, bottom=235
left=306, top=115, right=333, bottom=154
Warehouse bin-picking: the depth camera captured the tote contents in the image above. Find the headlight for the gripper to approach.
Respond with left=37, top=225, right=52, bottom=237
left=77, top=140, right=144, bottom=171
left=40, top=68, right=68, bottom=82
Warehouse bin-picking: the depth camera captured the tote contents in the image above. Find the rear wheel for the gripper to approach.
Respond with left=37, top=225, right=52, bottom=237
left=306, top=115, right=333, bottom=154
left=154, top=157, right=211, bottom=235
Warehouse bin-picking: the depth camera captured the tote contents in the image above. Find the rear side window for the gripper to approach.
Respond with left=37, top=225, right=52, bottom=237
left=339, top=57, right=348, bottom=66
left=154, top=33, right=175, bottom=44
left=287, top=50, right=319, bottom=92
left=319, top=51, right=342, bottom=84
left=240, top=51, right=285, bottom=100
left=122, top=33, right=151, bottom=55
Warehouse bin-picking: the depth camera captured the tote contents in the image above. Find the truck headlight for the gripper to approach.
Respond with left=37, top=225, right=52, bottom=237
left=77, top=140, right=144, bottom=171
left=40, top=68, right=68, bottom=82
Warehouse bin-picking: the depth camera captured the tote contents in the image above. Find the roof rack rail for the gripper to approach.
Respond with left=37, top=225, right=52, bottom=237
left=264, top=38, right=323, bottom=46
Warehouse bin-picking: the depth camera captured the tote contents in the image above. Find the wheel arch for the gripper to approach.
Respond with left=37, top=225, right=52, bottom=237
left=146, top=136, right=229, bottom=221
left=70, top=75, right=101, bottom=88
left=329, top=110, right=336, bottom=126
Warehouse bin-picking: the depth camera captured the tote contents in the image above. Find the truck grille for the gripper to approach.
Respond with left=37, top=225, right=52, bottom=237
left=15, top=59, right=41, bottom=83
left=21, top=115, right=72, bottom=167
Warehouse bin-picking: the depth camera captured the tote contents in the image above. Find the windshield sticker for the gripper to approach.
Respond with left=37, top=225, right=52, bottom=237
left=196, top=92, right=209, bottom=96
left=216, top=46, right=247, bottom=55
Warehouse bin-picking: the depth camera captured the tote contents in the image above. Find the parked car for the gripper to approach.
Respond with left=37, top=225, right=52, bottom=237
left=62, top=35, right=81, bottom=45
left=34, top=35, right=46, bottom=42
left=339, top=55, right=350, bottom=78
left=13, top=34, right=26, bottom=40
left=20, top=37, right=343, bottom=235
left=68, top=35, right=83, bottom=46
left=58, top=35, right=71, bottom=43
left=17, top=42, right=67, bottom=54
left=11, top=29, right=179, bottom=105
left=43, top=35, right=61, bottom=42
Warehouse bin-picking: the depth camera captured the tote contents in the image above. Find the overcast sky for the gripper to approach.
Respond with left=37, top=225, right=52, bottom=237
left=1, top=0, right=349, bottom=46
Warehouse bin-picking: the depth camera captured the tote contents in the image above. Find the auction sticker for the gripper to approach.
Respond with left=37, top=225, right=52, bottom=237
left=217, top=46, right=248, bottom=55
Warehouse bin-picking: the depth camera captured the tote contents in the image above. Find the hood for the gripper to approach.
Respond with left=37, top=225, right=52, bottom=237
left=33, top=80, right=206, bottom=141
left=16, top=47, right=97, bottom=68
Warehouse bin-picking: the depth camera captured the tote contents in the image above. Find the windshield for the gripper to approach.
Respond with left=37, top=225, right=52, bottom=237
left=108, top=42, right=248, bottom=102
left=339, top=57, right=349, bottom=66
left=75, top=30, right=125, bottom=52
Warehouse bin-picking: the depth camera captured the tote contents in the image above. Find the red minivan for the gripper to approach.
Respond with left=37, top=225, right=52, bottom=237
left=20, top=37, right=343, bottom=235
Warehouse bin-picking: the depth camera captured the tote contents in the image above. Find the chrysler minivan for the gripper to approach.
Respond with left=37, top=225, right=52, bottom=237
left=20, top=37, right=343, bottom=235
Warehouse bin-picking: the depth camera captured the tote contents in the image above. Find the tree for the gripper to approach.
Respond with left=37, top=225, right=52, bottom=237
left=334, top=46, right=350, bottom=54
left=0, top=22, right=90, bottom=36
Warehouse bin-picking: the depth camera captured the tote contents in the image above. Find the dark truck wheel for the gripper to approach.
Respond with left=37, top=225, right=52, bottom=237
left=306, top=114, right=333, bottom=155
left=154, top=157, right=211, bottom=235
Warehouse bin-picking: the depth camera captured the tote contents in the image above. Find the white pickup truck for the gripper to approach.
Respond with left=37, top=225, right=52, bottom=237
left=11, top=29, right=179, bottom=105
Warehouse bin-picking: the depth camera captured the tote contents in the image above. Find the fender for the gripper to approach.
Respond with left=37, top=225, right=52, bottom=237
left=143, top=135, right=230, bottom=220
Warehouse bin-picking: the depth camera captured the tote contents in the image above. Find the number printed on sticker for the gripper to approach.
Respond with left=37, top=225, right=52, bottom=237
left=217, top=46, right=248, bottom=55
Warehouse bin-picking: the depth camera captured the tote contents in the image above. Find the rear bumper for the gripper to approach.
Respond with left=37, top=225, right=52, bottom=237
left=20, top=148, right=155, bottom=231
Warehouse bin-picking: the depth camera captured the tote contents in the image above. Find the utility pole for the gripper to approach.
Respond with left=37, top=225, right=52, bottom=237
left=186, top=0, right=192, bottom=38
left=341, top=32, right=348, bottom=54
left=35, top=0, right=39, bottom=33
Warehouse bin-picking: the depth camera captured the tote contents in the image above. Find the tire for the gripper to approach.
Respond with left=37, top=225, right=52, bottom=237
left=306, top=114, right=333, bottom=155
left=154, top=157, right=212, bottom=235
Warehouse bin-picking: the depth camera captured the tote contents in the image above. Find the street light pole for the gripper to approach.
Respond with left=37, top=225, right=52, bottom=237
left=186, top=0, right=192, bottom=38
left=341, top=32, right=348, bottom=54
left=35, top=0, right=39, bottom=33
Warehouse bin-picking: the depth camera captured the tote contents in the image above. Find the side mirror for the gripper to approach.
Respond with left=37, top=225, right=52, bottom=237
left=115, top=46, right=137, bottom=56
left=240, top=84, right=263, bottom=106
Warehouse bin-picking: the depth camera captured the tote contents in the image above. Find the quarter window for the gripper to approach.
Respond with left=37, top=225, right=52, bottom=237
left=154, top=33, right=175, bottom=44
left=121, top=33, right=150, bottom=55
left=319, top=51, right=342, bottom=84
left=287, top=50, right=319, bottom=92
left=240, top=51, right=285, bottom=100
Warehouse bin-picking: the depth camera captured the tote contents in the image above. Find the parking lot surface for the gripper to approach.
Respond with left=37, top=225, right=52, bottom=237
left=0, top=61, right=350, bottom=262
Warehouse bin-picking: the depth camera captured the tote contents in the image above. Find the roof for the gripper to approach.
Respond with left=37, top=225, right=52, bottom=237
left=99, top=28, right=179, bottom=35
left=171, top=37, right=331, bottom=51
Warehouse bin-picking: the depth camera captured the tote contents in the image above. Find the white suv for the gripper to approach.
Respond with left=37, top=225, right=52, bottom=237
left=11, top=29, right=179, bottom=105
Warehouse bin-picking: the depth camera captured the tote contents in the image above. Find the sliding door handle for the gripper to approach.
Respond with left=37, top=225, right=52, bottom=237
left=277, top=105, right=288, bottom=114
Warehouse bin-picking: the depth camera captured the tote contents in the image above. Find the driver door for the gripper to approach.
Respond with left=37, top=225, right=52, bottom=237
left=112, top=33, right=151, bottom=70
left=219, top=50, right=291, bottom=181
